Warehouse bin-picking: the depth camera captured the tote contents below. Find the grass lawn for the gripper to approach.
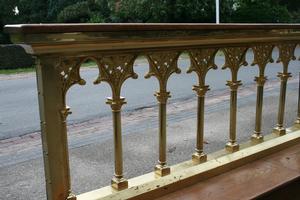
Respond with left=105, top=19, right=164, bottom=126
left=0, top=67, right=35, bottom=75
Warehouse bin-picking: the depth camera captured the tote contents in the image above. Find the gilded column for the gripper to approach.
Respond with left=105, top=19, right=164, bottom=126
left=94, top=54, right=138, bottom=190
left=222, top=47, right=248, bottom=153
left=295, top=72, right=300, bottom=127
left=145, top=51, right=181, bottom=176
left=37, top=56, right=86, bottom=200
left=273, top=43, right=297, bottom=135
left=187, top=49, right=218, bottom=163
left=251, top=45, right=274, bottom=142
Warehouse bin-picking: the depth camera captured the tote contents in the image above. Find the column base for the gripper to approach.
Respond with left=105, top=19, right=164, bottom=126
left=192, top=152, right=207, bottom=164
left=225, top=142, right=239, bottom=153
left=111, top=177, right=128, bottom=191
left=66, top=193, right=76, bottom=200
left=273, top=126, right=286, bottom=136
left=155, top=164, right=170, bottom=177
left=251, top=133, right=264, bottom=143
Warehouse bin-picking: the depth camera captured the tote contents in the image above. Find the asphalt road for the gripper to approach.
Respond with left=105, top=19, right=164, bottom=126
left=0, top=50, right=299, bottom=139
left=0, top=80, right=299, bottom=200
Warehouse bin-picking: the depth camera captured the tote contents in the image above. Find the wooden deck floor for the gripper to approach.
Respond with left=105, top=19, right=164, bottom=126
left=156, top=142, right=300, bottom=200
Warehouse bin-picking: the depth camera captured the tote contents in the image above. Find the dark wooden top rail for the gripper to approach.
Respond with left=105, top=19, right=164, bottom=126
left=4, top=23, right=300, bottom=55
left=4, top=23, right=300, bottom=34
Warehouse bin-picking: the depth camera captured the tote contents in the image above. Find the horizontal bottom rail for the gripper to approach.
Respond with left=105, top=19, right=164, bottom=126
left=78, top=126, right=300, bottom=200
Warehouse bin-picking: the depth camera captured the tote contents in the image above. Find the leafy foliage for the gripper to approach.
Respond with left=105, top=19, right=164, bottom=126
left=0, top=0, right=299, bottom=44
left=233, top=0, right=291, bottom=23
left=57, top=1, right=91, bottom=22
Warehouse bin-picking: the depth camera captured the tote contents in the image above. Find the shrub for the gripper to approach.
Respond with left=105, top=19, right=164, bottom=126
left=0, top=45, right=34, bottom=69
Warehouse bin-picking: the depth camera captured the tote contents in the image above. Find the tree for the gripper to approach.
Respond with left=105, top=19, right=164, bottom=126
left=232, top=0, right=291, bottom=23
left=17, top=0, right=49, bottom=23
left=0, top=0, right=18, bottom=43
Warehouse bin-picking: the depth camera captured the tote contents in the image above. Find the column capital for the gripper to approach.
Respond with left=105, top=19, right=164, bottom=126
left=106, top=97, right=126, bottom=111
left=155, top=91, right=171, bottom=104
left=226, top=80, right=242, bottom=91
left=254, top=76, right=268, bottom=86
left=193, top=85, right=210, bottom=97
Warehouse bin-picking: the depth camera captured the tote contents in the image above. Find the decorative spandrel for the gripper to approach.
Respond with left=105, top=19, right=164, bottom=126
left=252, top=45, right=274, bottom=74
left=56, top=57, right=87, bottom=120
left=187, top=48, right=218, bottom=87
left=277, top=43, right=297, bottom=70
left=145, top=51, right=181, bottom=93
left=222, top=47, right=248, bottom=82
left=94, top=54, right=138, bottom=103
left=57, top=57, right=87, bottom=99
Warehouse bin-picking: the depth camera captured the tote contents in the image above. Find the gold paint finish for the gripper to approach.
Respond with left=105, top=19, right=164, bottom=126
left=295, top=72, right=300, bottom=126
left=94, top=54, right=138, bottom=190
left=77, top=130, right=300, bottom=200
left=37, top=56, right=86, bottom=200
left=145, top=51, right=181, bottom=176
left=187, top=49, right=218, bottom=163
left=273, top=43, right=297, bottom=136
left=5, top=24, right=300, bottom=200
left=222, top=47, right=248, bottom=152
left=251, top=45, right=274, bottom=142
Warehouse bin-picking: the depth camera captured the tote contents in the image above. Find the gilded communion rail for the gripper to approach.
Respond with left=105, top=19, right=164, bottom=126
left=4, top=23, right=300, bottom=200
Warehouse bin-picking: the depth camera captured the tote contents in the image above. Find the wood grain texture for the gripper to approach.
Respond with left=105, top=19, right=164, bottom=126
left=4, top=23, right=300, bottom=34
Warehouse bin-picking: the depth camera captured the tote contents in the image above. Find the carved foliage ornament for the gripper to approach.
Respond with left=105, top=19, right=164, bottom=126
left=94, top=54, right=138, bottom=101
left=222, top=47, right=248, bottom=83
left=277, top=43, right=297, bottom=69
left=56, top=57, right=87, bottom=119
left=57, top=57, right=86, bottom=98
left=145, top=51, right=181, bottom=92
left=251, top=44, right=274, bottom=74
left=188, top=48, right=218, bottom=86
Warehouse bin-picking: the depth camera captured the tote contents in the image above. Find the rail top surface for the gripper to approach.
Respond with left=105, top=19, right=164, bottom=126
left=4, top=23, right=300, bottom=34
left=4, top=23, right=300, bottom=55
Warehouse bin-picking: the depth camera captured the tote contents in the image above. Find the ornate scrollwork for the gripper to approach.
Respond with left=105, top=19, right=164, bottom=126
left=94, top=54, right=138, bottom=109
left=145, top=51, right=181, bottom=103
left=277, top=43, right=297, bottom=69
left=187, top=48, right=218, bottom=96
left=222, top=47, right=248, bottom=82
